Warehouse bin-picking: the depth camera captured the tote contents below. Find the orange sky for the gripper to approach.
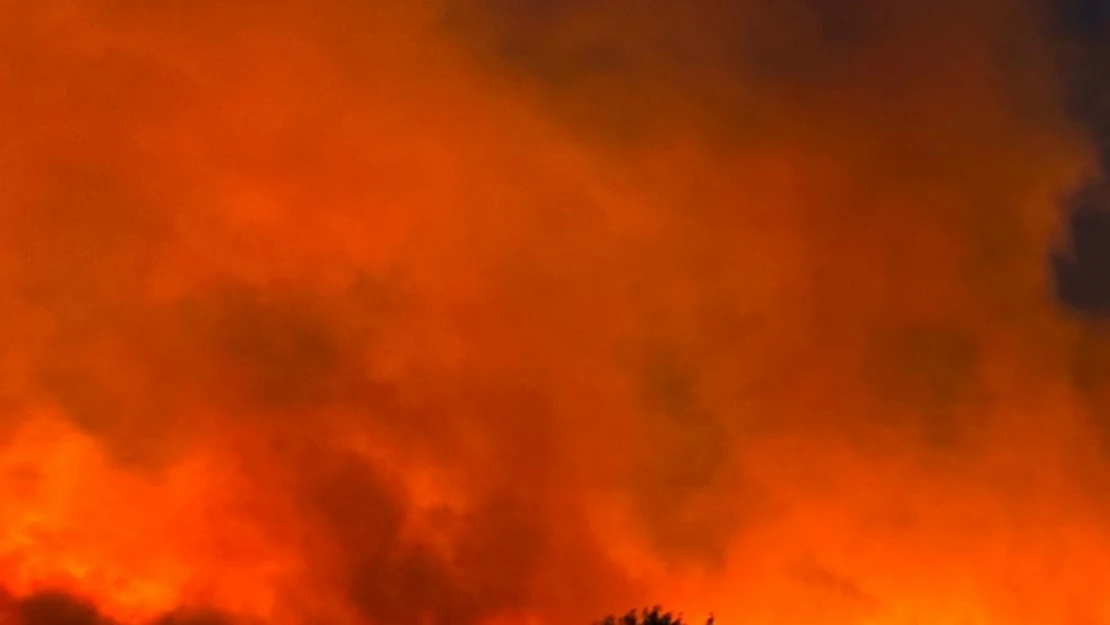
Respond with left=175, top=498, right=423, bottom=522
left=0, top=1, right=1106, bottom=625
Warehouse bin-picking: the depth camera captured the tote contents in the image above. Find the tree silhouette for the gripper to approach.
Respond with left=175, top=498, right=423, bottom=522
left=593, top=606, right=714, bottom=625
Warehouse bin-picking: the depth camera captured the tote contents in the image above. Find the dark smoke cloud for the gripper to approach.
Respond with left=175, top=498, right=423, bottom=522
left=1047, top=0, right=1110, bottom=461
left=1051, top=183, right=1110, bottom=315
left=7, top=590, right=237, bottom=625
left=16, top=592, right=110, bottom=625
left=1052, top=0, right=1110, bottom=318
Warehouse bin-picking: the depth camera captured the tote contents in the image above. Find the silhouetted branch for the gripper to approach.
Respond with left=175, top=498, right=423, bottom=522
left=593, top=606, right=714, bottom=625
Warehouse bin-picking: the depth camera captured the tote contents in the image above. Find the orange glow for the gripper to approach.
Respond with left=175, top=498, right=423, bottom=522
left=0, top=1, right=1104, bottom=624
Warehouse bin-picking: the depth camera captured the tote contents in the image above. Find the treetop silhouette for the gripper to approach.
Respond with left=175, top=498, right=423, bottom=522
left=593, top=606, right=714, bottom=625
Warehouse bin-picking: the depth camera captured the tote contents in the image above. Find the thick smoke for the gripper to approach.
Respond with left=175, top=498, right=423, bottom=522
left=0, top=1, right=1105, bottom=625
left=0, top=589, right=234, bottom=625
left=1052, top=0, right=1110, bottom=315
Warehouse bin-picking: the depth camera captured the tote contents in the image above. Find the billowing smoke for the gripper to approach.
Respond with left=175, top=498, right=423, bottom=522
left=1051, top=0, right=1110, bottom=316
left=0, top=1, right=1105, bottom=625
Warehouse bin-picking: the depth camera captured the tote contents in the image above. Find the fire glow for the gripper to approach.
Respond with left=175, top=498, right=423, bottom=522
left=0, top=1, right=1107, bottom=625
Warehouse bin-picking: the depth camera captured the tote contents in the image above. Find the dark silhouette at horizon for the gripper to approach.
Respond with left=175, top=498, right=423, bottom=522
left=594, top=606, right=714, bottom=625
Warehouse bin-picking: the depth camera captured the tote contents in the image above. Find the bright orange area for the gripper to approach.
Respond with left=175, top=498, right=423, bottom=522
left=0, top=1, right=1102, bottom=625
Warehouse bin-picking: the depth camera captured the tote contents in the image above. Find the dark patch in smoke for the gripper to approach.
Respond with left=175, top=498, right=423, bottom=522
left=271, top=381, right=603, bottom=625
left=30, top=272, right=403, bottom=466
left=789, top=555, right=873, bottom=605
left=863, top=323, right=980, bottom=447
left=631, top=347, right=738, bottom=567
left=150, top=611, right=235, bottom=625
left=196, top=284, right=375, bottom=410
left=304, top=451, right=485, bottom=625
left=10, top=591, right=240, bottom=625
left=1051, top=2, right=1110, bottom=317
left=17, top=592, right=108, bottom=625
left=1051, top=183, right=1110, bottom=315
left=1060, top=0, right=1110, bottom=39
left=442, top=0, right=1014, bottom=150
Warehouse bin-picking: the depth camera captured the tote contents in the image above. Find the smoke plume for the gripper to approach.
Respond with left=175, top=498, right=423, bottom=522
left=0, top=1, right=1106, bottom=625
